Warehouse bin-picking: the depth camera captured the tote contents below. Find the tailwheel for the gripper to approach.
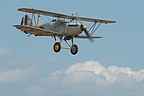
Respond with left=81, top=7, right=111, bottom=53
left=70, top=44, right=78, bottom=55
left=53, top=42, right=61, bottom=53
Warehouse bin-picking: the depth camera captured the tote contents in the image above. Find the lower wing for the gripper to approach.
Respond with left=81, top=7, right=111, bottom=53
left=75, top=36, right=103, bottom=39
left=13, top=25, right=61, bottom=36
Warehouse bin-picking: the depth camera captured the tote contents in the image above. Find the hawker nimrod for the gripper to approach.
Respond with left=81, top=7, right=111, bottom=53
left=13, top=8, right=116, bottom=55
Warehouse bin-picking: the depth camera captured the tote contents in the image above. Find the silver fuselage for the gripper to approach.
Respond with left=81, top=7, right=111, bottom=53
left=41, top=20, right=83, bottom=37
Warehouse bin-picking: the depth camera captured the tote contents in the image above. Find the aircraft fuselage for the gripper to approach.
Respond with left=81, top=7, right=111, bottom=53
left=41, top=20, right=83, bottom=38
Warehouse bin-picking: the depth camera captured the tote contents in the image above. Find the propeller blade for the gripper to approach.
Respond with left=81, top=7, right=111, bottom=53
left=81, top=25, right=94, bottom=42
left=84, top=30, right=94, bottom=42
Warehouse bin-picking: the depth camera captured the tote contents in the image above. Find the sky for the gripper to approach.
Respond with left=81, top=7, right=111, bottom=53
left=0, top=0, right=144, bottom=96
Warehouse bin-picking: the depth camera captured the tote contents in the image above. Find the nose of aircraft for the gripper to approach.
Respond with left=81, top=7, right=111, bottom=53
left=80, top=24, right=94, bottom=42
left=83, top=25, right=87, bottom=31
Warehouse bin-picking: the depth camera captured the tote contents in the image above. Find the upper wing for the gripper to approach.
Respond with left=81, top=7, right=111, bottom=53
left=18, top=8, right=116, bottom=24
left=13, top=25, right=61, bottom=36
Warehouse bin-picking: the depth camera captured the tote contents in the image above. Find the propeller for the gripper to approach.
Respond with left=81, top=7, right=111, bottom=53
left=72, top=11, right=94, bottom=42
left=80, top=24, right=94, bottom=42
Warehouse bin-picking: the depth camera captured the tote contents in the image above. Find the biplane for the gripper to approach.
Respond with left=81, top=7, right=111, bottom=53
left=13, top=8, right=116, bottom=55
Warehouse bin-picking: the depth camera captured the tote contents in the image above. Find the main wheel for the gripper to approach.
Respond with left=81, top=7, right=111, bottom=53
left=70, top=44, right=78, bottom=55
left=53, top=42, right=61, bottom=53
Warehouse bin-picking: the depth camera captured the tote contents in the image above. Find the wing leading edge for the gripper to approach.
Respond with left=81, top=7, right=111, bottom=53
left=18, top=8, right=116, bottom=24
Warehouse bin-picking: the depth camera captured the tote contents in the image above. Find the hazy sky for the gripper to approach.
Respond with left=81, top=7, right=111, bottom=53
left=0, top=0, right=144, bottom=96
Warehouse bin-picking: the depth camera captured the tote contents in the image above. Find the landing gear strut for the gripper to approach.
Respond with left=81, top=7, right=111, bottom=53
left=53, top=36, right=78, bottom=55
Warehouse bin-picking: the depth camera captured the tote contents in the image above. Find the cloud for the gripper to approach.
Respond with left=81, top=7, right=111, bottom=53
left=0, top=65, right=36, bottom=84
left=1, top=60, right=143, bottom=96
left=47, top=61, right=144, bottom=86
left=0, top=47, right=12, bottom=56
left=26, top=60, right=143, bottom=96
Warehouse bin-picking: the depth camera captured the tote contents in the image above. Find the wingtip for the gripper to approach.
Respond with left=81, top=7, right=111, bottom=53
left=17, top=8, right=22, bottom=11
left=17, top=8, right=34, bottom=12
left=113, top=21, right=117, bottom=23
left=13, top=25, right=17, bottom=27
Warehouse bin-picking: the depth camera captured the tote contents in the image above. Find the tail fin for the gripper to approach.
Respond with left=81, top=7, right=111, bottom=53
left=21, top=15, right=32, bottom=34
left=21, top=15, right=32, bottom=26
